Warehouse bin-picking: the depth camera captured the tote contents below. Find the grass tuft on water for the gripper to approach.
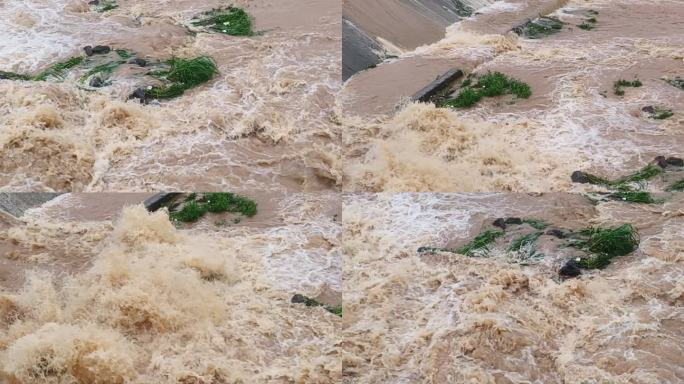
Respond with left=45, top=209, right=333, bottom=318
left=192, top=6, right=253, bottom=36
left=455, top=229, right=504, bottom=256
left=613, top=79, right=642, bottom=96
left=94, top=0, right=117, bottom=12
left=650, top=107, right=674, bottom=120
left=291, top=294, right=342, bottom=317
left=607, top=191, right=658, bottom=204
left=146, top=56, right=217, bottom=99
left=80, top=60, right=125, bottom=83
left=169, top=192, right=257, bottom=223
left=523, top=219, right=548, bottom=230
left=440, top=72, right=531, bottom=109
left=33, top=57, right=85, bottom=81
left=577, top=164, right=662, bottom=190
left=514, top=16, right=564, bottom=39
left=665, top=179, right=684, bottom=192
left=507, top=231, right=543, bottom=253
left=664, top=77, right=684, bottom=91
left=569, top=224, right=639, bottom=269
left=0, top=71, right=32, bottom=81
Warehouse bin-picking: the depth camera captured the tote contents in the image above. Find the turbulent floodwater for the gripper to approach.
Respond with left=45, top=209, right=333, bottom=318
left=343, top=192, right=684, bottom=383
left=0, top=193, right=341, bottom=383
left=342, top=0, right=684, bottom=192
left=0, top=0, right=341, bottom=192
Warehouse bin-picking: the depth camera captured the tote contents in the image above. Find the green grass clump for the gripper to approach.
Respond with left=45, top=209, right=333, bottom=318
left=455, top=229, right=504, bottom=256
left=192, top=6, right=253, bottom=36
left=80, top=60, right=125, bottom=83
left=665, top=179, right=684, bottom=192
left=94, top=0, right=117, bottom=12
left=201, top=192, right=258, bottom=217
left=115, top=49, right=131, bottom=58
left=440, top=72, right=531, bottom=109
left=613, top=79, right=642, bottom=96
left=612, top=164, right=661, bottom=189
left=33, top=56, right=85, bottom=81
left=569, top=224, right=639, bottom=269
left=514, top=17, right=564, bottom=39
left=145, top=56, right=217, bottom=99
left=507, top=231, right=543, bottom=253
left=169, top=192, right=257, bottom=223
left=577, top=23, right=594, bottom=30
left=0, top=71, right=32, bottom=81
left=417, top=229, right=504, bottom=256
left=169, top=200, right=207, bottom=222
left=579, top=164, right=662, bottom=190
left=607, top=191, right=658, bottom=204
left=650, top=107, right=674, bottom=120
left=523, top=219, right=548, bottom=230
left=665, top=77, right=684, bottom=91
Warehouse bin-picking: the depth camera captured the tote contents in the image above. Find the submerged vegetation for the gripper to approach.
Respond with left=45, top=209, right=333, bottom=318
left=145, top=56, right=217, bottom=99
left=33, top=56, right=85, bottom=81
left=666, top=179, right=684, bottom=192
left=607, top=191, right=658, bottom=204
left=169, top=192, right=257, bottom=223
left=89, top=0, right=117, bottom=12
left=644, top=107, right=674, bottom=120
left=569, top=224, right=639, bottom=269
left=507, top=231, right=543, bottom=253
left=0, top=50, right=216, bottom=100
left=191, top=6, right=254, bottom=36
left=665, top=77, right=684, bottom=91
left=572, top=164, right=662, bottom=190
left=577, top=11, right=598, bottom=30
left=291, top=294, right=342, bottom=317
left=513, top=16, right=564, bottom=39
left=613, top=79, right=643, bottom=96
left=440, top=72, right=531, bottom=109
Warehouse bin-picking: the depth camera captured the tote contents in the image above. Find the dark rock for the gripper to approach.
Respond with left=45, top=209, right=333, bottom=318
left=291, top=294, right=307, bottom=304
left=559, top=259, right=582, bottom=278
left=128, top=58, right=147, bottom=67
left=666, top=157, right=684, bottom=167
left=91, top=45, right=111, bottom=54
left=88, top=0, right=99, bottom=4
left=505, top=217, right=522, bottom=225
left=83, top=45, right=94, bottom=56
left=654, top=156, right=669, bottom=168
left=546, top=229, right=565, bottom=239
left=128, top=87, right=148, bottom=104
left=642, top=105, right=655, bottom=114
left=492, top=218, right=506, bottom=230
left=571, top=171, right=590, bottom=183
left=89, top=77, right=104, bottom=88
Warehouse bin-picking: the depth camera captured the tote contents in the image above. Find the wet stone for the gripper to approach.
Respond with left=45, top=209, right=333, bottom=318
left=654, top=156, right=669, bottom=168
left=88, top=0, right=99, bottom=4
left=505, top=217, right=523, bottom=225
left=546, top=229, right=566, bottom=239
left=89, top=77, right=104, bottom=88
left=492, top=218, right=506, bottom=230
left=128, top=58, right=147, bottom=67
left=83, top=45, right=94, bottom=56
left=128, top=88, right=148, bottom=104
left=666, top=157, right=684, bottom=167
left=642, top=105, right=655, bottom=114
left=291, top=294, right=308, bottom=304
left=571, top=171, right=590, bottom=183
left=92, top=45, right=111, bottom=54
left=559, top=259, right=582, bottom=278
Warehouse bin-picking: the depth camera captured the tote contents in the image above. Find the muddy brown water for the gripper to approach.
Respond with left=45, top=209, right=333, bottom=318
left=342, top=0, right=684, bottom=193
left=343, top=192, right=684, bottom=383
